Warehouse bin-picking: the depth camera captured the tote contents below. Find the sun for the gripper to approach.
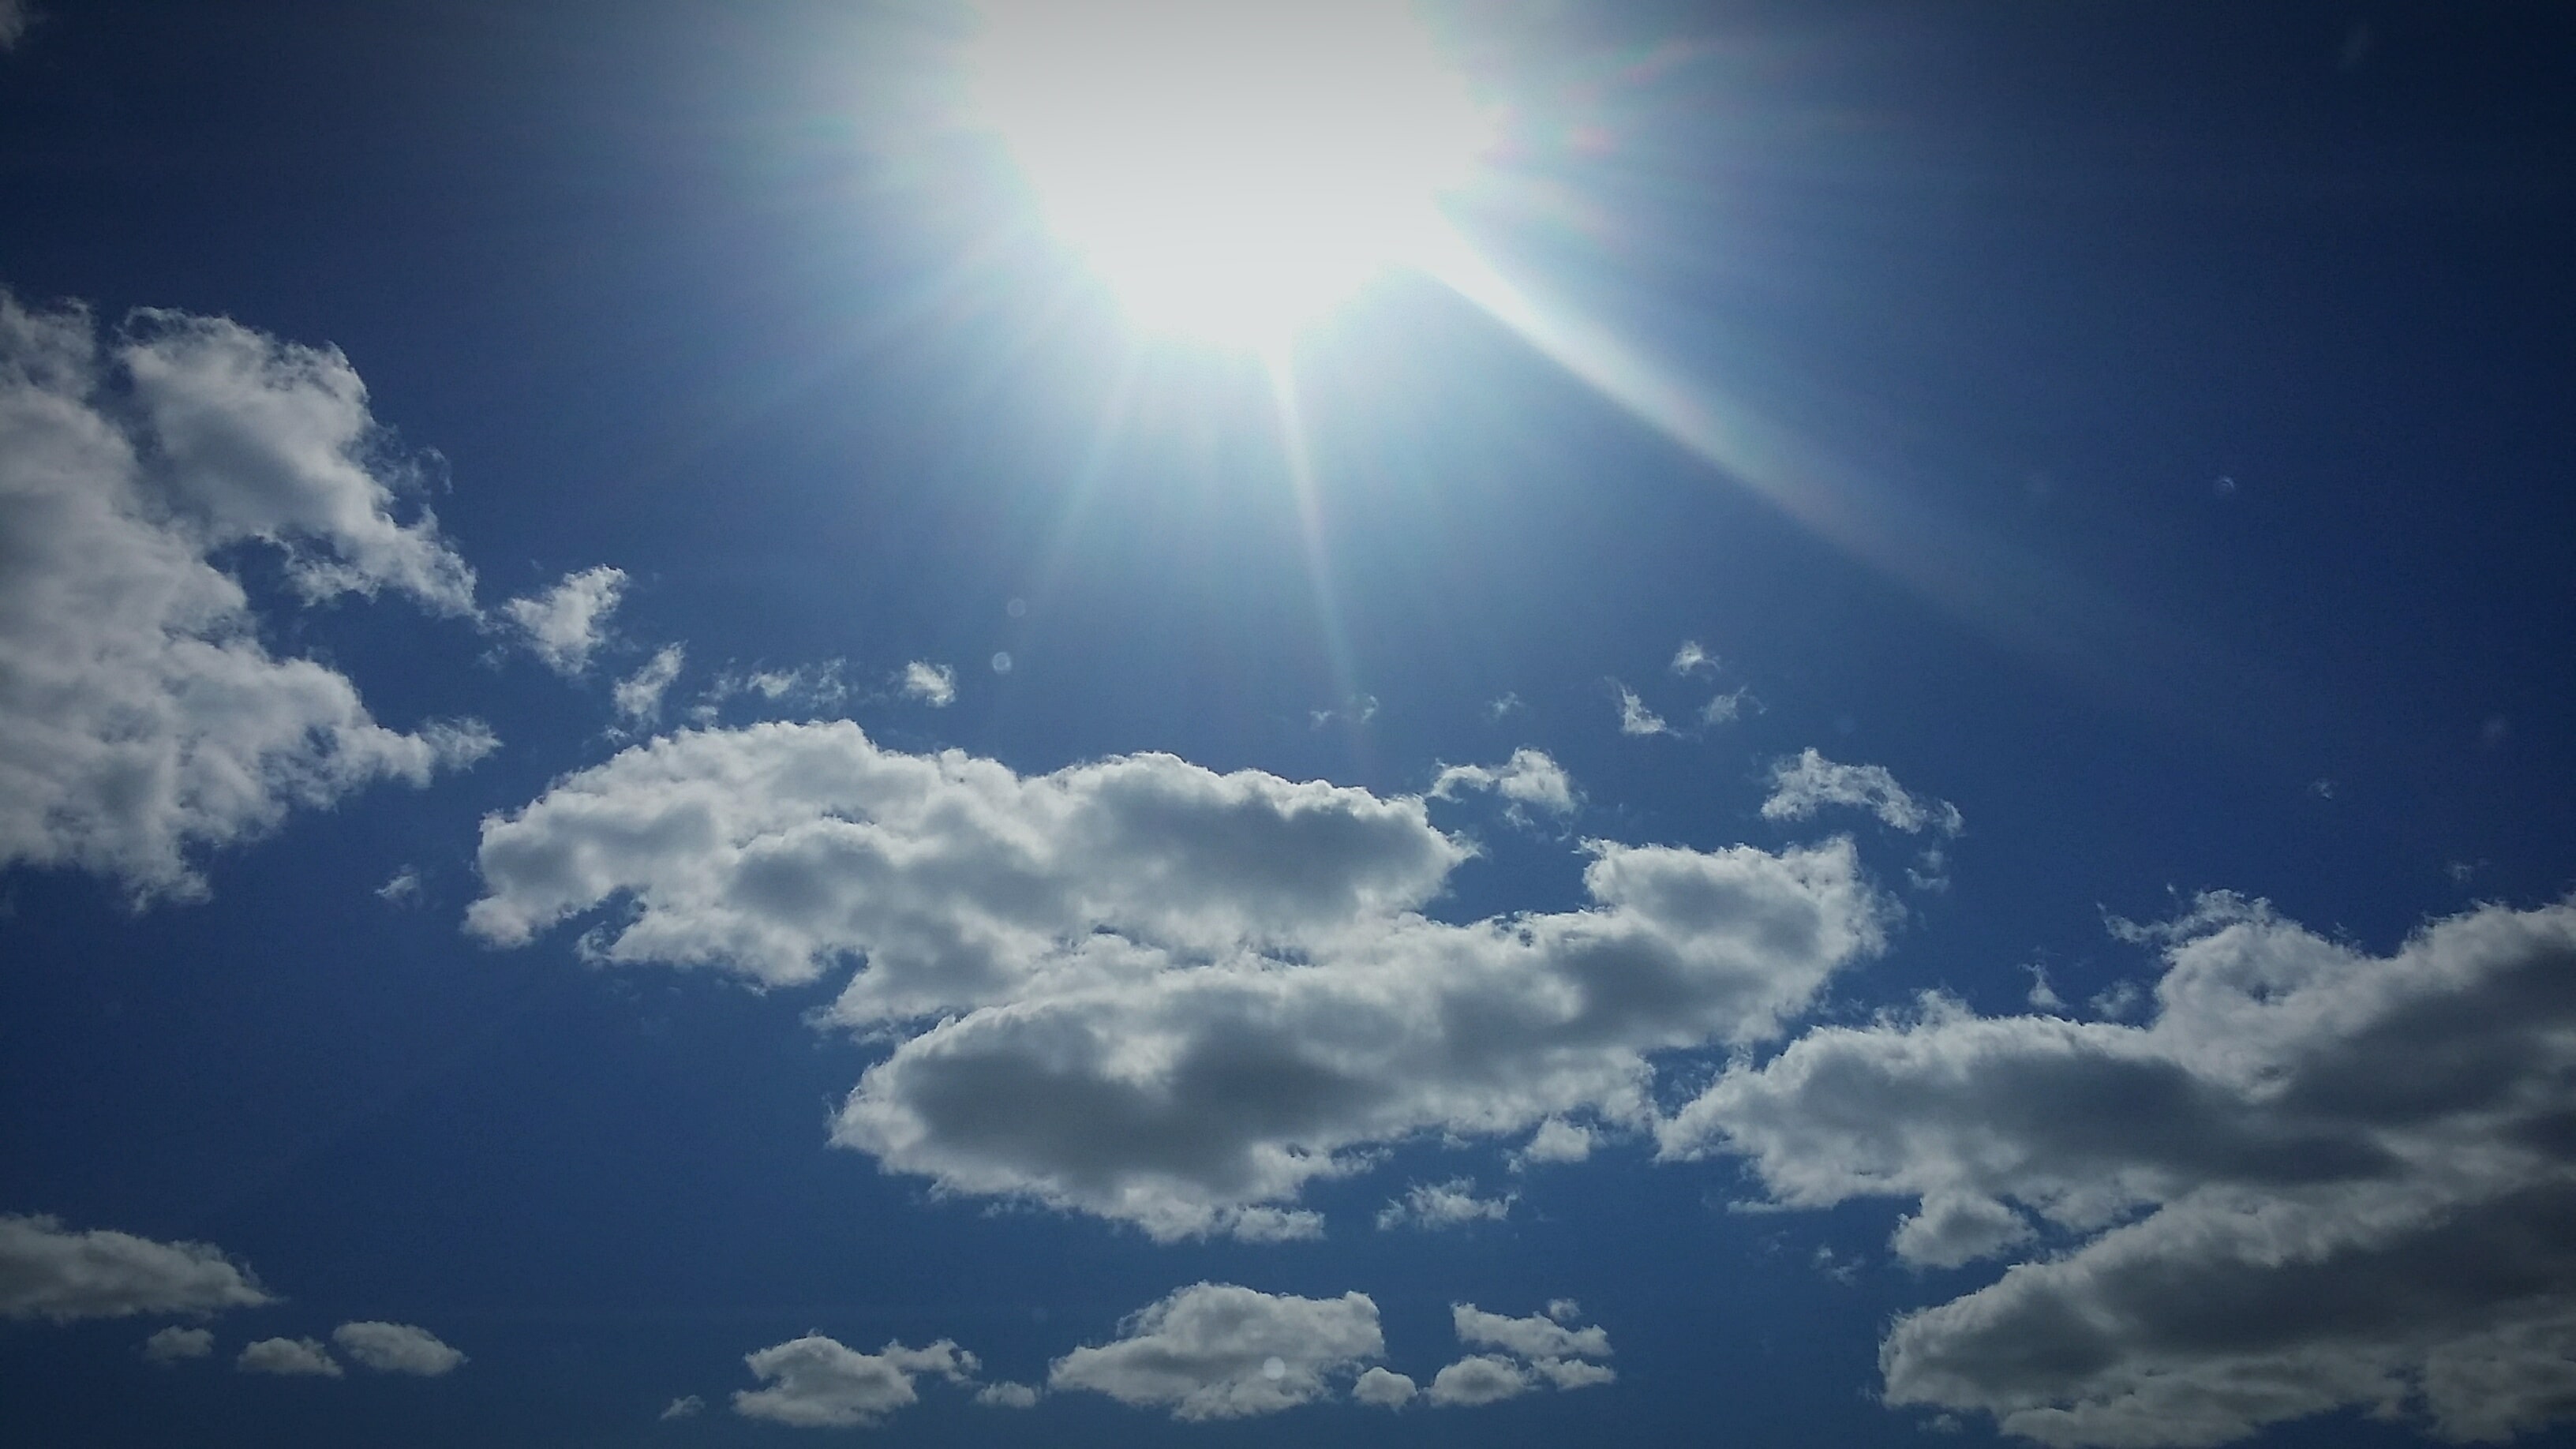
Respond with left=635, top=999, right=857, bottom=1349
left=964, top=0, right=1495, bottom=348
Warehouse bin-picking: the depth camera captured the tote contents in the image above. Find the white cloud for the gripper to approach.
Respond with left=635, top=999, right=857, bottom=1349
left=1427, top=1354, right=1528, bottom=1406
left=332, top=1320, right=466, bottom=1376
left=732, top=1335, right=975, bottom=1428
left=659, top=1394, right=704, bottom=1420
left=1614, top=683, right=1667, bottom=736
left=1670, top=640, right=1717, bottom=676
left=0, top=1213, right=272, bottom=1321
left=612, top=644, right=685, bottom=731
left=142, top=1326, right=214, bottom=1363
left=899, top=661, right=957, bottom=707
left=469, top=723, right=1888, bottom=1237
left=238, top=1337, right=342, bottom=1377
left=1485, top=691, right=1523, bottom=720
left=1761, top=748, right=1962, bottom=837
left=0, top=294, right=496, bottom=902
left=1353, top=1365, right=1417, bottom=1407
left=1661, top=895, right=2576, bottom=1446
left=975, top=1380, right=1040, bottom=1408
left=376, top=865, right=424, bottom=908
left=690, top=660, right=848, bottom=724
left=1430, top=747, right=1576, bottom=815
left=0, top=0, right=34, bottom=51
left=1513, top=1118, right=1594, bottom=1167
left=1048, top=1283, right=1383, bottom=1421
left=1700, top=687, right=1750, bottom=725
left=500, top=565, right=623, bottom=676
left=1376, top=1179, right=1511, bottom=1230
left=1453, top=1303, right=1612, bottom=1364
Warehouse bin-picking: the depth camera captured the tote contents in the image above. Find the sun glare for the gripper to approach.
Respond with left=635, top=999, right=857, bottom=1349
left=966, top=0, right=1495, bottom=346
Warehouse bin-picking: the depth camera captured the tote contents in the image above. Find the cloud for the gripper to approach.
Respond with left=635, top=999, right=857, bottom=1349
left=1661, top=895, right=2576, bottom=1446
left=1454, top=1303, right=1612, bottom=1364
left=690, top=661, right=848, bottom=724
left=470, top=722, right=1888, bottom=1237
left=975, top=1380, right=1041, bottom=1408
left=1445, top=1302, right=1616, bottom=1395
left=1353, top=1365, right=1417, bottom=1407
left=0, top=294, right=496, bottom=901
left=1427, top=1354, right=1528, bottom=1406
left=1430, top=747, right=1576, bottom=815
left=612, top=644, right=685, bottom=731
left=0, top=1, right=34, bottom=51
left=500, top=565, right=623, bottom=676
left=376, top=866, right=425, bottom=908
left=659, top=1394, right=704, bottom=1420
left=331, top=1320, right=466, bottom=1376
left=732, top=1335, right=975, bottom=1428
left=1761, top=748, right=1962, bottom=837
left=1700, top=687, right=1750, bottom=725
left=238, top=1337, right=342, bottom=1377
left=1047, top=1283, right=1384, bottom=1421
left=142, top=1326, right=215, bottom=1364
left=1376, top=1179, right=1512, bottom=1230
left=899, top=661, right=956, bottom=707
left=0, top=1214, right=272, bottom=1322
left=1614, top=684, right=1667, bottom=736
left=1670, top=640, right=1717, bottom=676
left=1513, top=1118, right=1593, bottom=1168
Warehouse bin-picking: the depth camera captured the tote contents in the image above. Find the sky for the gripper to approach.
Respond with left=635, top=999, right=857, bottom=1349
left=2, top=1, right=2574, bottom=1446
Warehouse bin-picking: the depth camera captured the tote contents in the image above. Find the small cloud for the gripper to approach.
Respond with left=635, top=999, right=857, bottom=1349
left=898, top=661, right=957, bottom=707
left=1311, top=694, right=1380, bottom=729
left=1512, top=1118, right=1593, bottom=1170
left=1048, top=1283, right=1383, bottom=1421
left=1700, top=687, right=1751, bottom=726
left=1431, top=749, right=1576, bottom=817
left=501, top=565, right=626, bottom=676
left=143, top=1326, right=215, bottom=1365
left=612, top=645, right=686, bottom=731
left=0, top=1, right=36, bottom=51
left=0, top=1214, right=272, bottom=1322
left=659, top=1395, right=705, bottom=1420
left=332, top=1321, right=465, bottom=1376
left=1353, top=1365, right=1417, bottom=1408
left=1219, top=1206, right=1324, bottom=1243
left=1907, top=846, right=1953, bottom=893
left=2088, top=979, right=2144, bottom=1020
left=1810, top=1243, right=1859, bottom=1285
left=238, top=1337, right=342, bottom=1377
left=975, top=1381, right=1041, bottom=1409
left=375, top=866, right=424, bottom=908
left=1613, top=683, right=1667, bottom=736
left=1376, top=1178, right=1512, bottom=1230
left=2308, top=777, right=2337, bottom=800
left=1762, top=748, right=1962, bottom=836
left=1670, top=640, right=1718, bottom=676
left=1485, top=691, right=1523, bottom=720
left=732, top=1335, right=976, bottom=1429
left=2024, top=964, right=2065, bottom=1013
left=1426, top=1354, right=1528, bottom=1406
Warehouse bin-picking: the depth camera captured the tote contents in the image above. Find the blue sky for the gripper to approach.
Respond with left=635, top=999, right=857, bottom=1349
left=3, top=2, right=2574, bottom=1445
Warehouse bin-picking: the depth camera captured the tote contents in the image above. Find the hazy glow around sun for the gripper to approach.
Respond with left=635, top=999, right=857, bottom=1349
left=966, top=0, right=1495, bottom=346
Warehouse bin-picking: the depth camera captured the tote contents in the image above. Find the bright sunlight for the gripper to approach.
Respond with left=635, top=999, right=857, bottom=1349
left=965, top=0, right=1496, bottom=347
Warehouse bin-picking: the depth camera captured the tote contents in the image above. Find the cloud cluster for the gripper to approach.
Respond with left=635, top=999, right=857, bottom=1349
left=500, top=565, right=624, bottom=676
left=1761, top=749, right=1961, bottom=836
left=1663, top=895, right=2576, bottom=1446
left=0, top=294, right=493, bottom=900
left=1419, top=1302, right=1616, bottom=1405
left=0, top=1214, right=271, bottom=1322
left=733, top=1335, right=975, bottom=1428
left=1048, top=1283, right=1384, bottom=1420
left=1375, top=1178, right=1512, bottom=1230
left=470, top=722, right=1889, bottom=1236
left=1431, top=747, right=1575, bottom=816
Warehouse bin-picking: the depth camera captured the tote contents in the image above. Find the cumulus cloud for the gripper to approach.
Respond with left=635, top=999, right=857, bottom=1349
left=500, top=565, right=623, bottom=676
left=1445, top=1302, right=1616, bottom=1395
left=732, top=1335, right=975, bottom=1428
left=612, top=644, right=685, bottom=731
left=1455, top=1303, right=1612, bottom=1364
left=1431, top=748, right=1575, bottom=816
left=0, top=294, right=495, bottom=901
left=1376, top=1179, right=1512, bottom=1230
left=0, top=1214, right=271, bottom=1322
left=899, top=661, right=956, bottom=707
left=1513, top=1118, right=1594, bottom=1168
left=331, top=1320, right=465, bottom=1376
left=1353, top=1365, right=1417, bottom=1407
left=470, top=722, right=1888, bottom=1237
left=142, top=1326, right=215, bottom=1363
left=1761, top=748, right=1961, bottom=837
left=1661, top=895, right=2576, bottom=1446
left=660, top=1394, right=704, bottom=1420
left=1048, top=1283, right=1384, bottom=1420
left=975, top=1380, right=1040, bottom=1408
left=1428, top=1354, right=1528, bottom=1406
left=238, top=1337, right=341, bottom=1377
left=1614, top=684, right=1667, bottom=736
